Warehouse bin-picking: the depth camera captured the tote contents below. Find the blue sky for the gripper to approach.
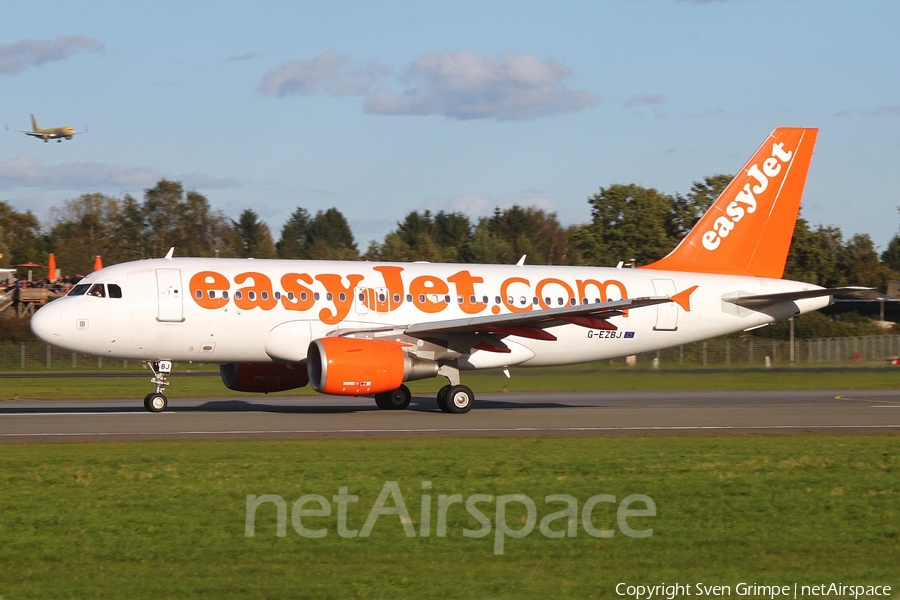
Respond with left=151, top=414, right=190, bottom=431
left=2, top=0, right=899, bottom=254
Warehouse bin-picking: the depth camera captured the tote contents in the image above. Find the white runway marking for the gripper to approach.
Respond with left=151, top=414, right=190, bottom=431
left=2, top=423, right=900, bottom=438
left=0, top=412, right=174, bottom=416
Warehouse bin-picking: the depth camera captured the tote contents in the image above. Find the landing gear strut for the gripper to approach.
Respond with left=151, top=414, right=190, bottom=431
left=144, top=360, right=172, bottom=413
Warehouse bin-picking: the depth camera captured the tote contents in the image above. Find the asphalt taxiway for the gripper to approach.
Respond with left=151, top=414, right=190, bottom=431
left=1, top=389, right=899, bottom=442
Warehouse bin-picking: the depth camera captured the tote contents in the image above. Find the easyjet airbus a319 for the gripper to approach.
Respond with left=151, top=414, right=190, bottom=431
left=31, top=127, right=858, bottom=413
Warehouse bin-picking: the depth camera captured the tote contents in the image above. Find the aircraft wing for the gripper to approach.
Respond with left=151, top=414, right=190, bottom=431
left=337, top=296, right=671, bottom=343
left=722, top=286, right=871, bottom=308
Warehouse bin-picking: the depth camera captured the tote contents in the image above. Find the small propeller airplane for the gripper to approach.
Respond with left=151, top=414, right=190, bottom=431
left=5, top=114, right=87, bottom=142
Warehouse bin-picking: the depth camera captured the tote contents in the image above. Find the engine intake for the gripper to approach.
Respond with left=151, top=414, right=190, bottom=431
left=220, top=362, right=309, bottom=393
left=307, top=337, right=438, bottom=396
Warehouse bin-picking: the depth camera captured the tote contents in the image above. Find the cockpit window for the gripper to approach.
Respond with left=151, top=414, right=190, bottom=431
left=108, top=284, right=123, bottom=298
left=68, top=284, right=90, bottom=296
left=87, top=284, right=106, bottom=298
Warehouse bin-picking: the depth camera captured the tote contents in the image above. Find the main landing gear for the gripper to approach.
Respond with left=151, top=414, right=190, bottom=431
left=374, top=384, right=412, bottom=410
left=436, top=384, right=474, bottom=414
left=144, top=360, right=172, bottom=413
left=373, top=365, right=475, bottom=414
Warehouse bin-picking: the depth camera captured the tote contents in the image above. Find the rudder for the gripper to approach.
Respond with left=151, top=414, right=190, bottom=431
left=642, top=127, right=818, bottom=279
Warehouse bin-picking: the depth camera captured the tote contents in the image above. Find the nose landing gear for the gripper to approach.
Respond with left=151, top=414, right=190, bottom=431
left=144, top=360, right=172, bottom=413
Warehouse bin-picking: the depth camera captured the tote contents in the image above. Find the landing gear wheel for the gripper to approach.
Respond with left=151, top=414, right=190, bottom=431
left=145, top=392, right=167, bottom=413
left=444, top=385, right=474, bottom=414
left=375, top=384, right=411, bottom=410
left=436, top=385, right=451, bottom=413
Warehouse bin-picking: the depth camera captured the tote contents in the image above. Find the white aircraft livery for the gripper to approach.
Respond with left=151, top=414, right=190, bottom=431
left=31, top=127, right=856, bottom=413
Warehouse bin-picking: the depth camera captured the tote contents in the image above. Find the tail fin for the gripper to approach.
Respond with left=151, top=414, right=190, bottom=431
left=30, top=114, right=39, bottom=131
left=643, top=127, right=818, bottom=279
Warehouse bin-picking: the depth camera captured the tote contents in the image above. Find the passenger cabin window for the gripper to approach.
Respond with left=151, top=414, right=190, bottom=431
left=108, top=284, right=123, bottom=298
left=68, top=284, right=90, bottom=296
left=87, top=284, right=106, bottom=298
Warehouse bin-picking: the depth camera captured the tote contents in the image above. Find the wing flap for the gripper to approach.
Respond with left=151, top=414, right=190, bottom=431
left=403, top=296, right=670, bottom=338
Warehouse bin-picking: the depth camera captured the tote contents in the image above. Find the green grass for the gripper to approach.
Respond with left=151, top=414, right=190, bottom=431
left=2, top=363, right=899, bottom=400
left=0, top=436, right=897, bottom=598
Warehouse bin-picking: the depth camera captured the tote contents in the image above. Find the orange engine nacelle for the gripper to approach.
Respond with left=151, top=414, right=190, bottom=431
left=220, top=362, right=309, bottom=393
left=306, top=337, right=438, bottom=396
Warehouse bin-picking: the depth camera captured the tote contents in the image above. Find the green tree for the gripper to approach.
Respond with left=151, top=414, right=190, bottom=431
left=0, top=201, right=44, bottom=271
left=366, top=210, right=473, bottom=263
left=783, top=218, right=843, bottom=286
left=306, top=208, right=358, bottom=260
left=48, top=194, right=125, bottom=275
left=142, top=179, right=185, bottom=257
left=880, top=235, right=900, bottom=274
left=879, top=207, right=900, bottom=274
left=232, top=209, right=277, bottom=258
left=574, top=184, right=675, bottom=267
left=177, top=191, right=237, bottom=257
left=277, top=207, right=312, bottom=259
left=750, top=310, right=886, bottom=339
left=0, top=227, right=9, bottom=269
left=838, top=233, right=897, bottom=291
left=136, top=180, right=237, bottom=259
left=465, top=206, right=576, bottom=266
left=670, top=174, right=732, bottom=239
left=116, top=194, right=148, bottom=261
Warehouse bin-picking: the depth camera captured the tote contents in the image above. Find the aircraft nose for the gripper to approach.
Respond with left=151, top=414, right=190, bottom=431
left=31, top=301, right=62, bottom=345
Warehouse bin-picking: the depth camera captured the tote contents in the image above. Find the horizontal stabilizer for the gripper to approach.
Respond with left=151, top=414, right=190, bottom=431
left=722, top=286, right=871, bottom=308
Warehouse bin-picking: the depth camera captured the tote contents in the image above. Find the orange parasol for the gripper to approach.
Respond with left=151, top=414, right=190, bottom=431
left=15, top=261, right=42, bottom=281
left=93, top=255, right=103, bottom=271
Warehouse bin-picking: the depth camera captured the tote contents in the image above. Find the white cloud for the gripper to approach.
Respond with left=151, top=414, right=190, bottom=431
left=0, top=35, right=104, bottom=75
left=836, top=105, right=900, bottom=117
left=178, top=172, right=241, bottom=189
left=625, top=94, right=667, bottom=107
left=259, top=51, right=349, bottom=96
left=259, top=50, right=390, bottom=97
left=0, top=156, right=239, bottom=192
left=260, top=50, right=597, bottom=121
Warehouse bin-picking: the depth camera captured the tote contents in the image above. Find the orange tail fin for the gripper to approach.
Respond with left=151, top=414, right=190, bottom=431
left=643, top=127, right=818, bottom=279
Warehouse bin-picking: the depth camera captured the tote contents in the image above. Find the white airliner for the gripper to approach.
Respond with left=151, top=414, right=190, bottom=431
left=31, top=127, right=858, bottom=413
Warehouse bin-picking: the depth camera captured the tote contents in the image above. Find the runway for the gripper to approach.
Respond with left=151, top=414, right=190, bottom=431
left=1, top=389, right=900, bottom=442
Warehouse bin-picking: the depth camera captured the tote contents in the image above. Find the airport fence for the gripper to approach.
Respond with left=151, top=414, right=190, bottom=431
left=629, top=334, right=900, bottom=368
left=1, top=335, right=900, bottom=372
